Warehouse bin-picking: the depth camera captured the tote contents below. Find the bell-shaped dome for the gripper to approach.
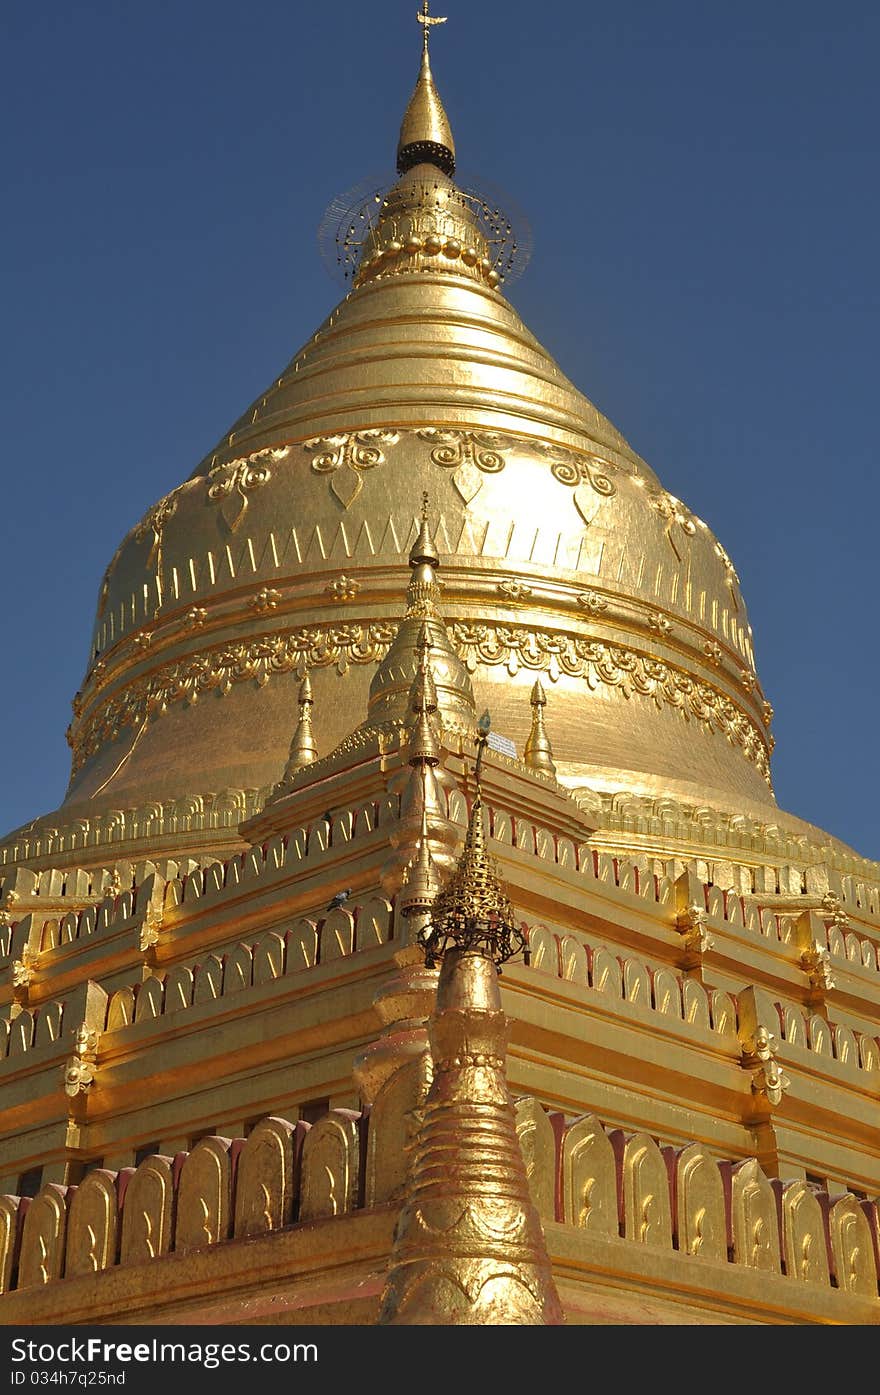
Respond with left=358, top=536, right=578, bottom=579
left=17, top=35, right=783, bottom=860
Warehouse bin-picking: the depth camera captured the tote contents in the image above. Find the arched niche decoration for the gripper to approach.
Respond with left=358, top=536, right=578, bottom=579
left=106, top=987, right=135, bottom=1032
left=176, top=1137, right=233, bottom=1253
left=526, top=926, right=557, bottom=975
left=321, top=908, right=355, bottom=961
left=673, top=1143, right=726, bottom=1261
left=590, top=946, right=622, bottom=998
left=34, top=1002, right=63, bottom=1048
left=783, top=1006, right=807, bottom=1048
left=119, top=1156, right=174, bottom=1265
left=653, top=969, right=682, bottom=1018
left=829, top=1195, right=878, bottom=1298
left=827, top=926, right=846, bottom=959
left=780, top=1182, right=830, bottom=1285
left=286, top=920, right=318, bottom=972
left=224, top=944, right=252, bottom=994
left=560, top=1114, right=618, bottom=1237
left=514, top=1098, right=557, bottom=1222
left=40, top=919, right=60, bottom=952
left=807, top=1015, right=832, bottom=1057
left=299, top=1111, right=361, bottom=1221
left=193, top=954, right=224, bottom=1003
left=710, top=991, right=737, bottom=1037
left=833, top=1024, right=858, bottom=1068
left=615, top=1132, right=672, bottom=1249
left=66, top=1170, right=118, bottom=1277
left=682, top=979, right=710, bottom=1030
left=0, top=1196, right=25, bottom=1294
left=233, top=1117, right=299, bottom=1240
left=559, top=936, right=588, bottom=986
left=163, top=965, right=193, bottom=1014
left=729, top=1159, right=781, bottom=1273
left=133, top=976, right=164, bottom=1023
left=18, top=1184, right=69, bottom=1288
left=623, top=958, right=650, bottom=1008
left=253, top=932, right=285, bottom=985
left=357, top=895, right=392, bottom=949
left=8, top=1011, right=35, bottom=1056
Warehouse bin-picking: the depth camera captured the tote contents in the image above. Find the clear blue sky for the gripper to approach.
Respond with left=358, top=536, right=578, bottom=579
left=2, top=1, right=878, bottom=857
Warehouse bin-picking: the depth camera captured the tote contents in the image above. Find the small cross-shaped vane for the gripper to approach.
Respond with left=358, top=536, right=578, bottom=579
left=417, top=1, right=447, bottom=53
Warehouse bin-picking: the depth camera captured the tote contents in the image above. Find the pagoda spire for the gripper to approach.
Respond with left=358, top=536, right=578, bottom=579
left=365, top=495, right=475, bottom=736
left=387, top=621, right=459, bottom=927
left=523, top=678, right=557, bottom=777
left=271, top=672, right=318, bottom=797
left=397, top=3, right=456, bottom=176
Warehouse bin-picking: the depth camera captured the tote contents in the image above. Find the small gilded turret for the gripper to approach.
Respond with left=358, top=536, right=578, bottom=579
left=385, top=623, right=460, bottom=920
left=523, top=678, right=556, bottom=777
left=366, top=496, right=475, bottom=735
left=272, top=673, right=318, bottom=795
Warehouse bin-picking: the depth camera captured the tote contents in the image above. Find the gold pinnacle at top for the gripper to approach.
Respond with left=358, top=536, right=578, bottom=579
left=523, top=677, right=557, bottom=777
left=397, top=5, right=455, bottom=176
left=378, top=946, right=564, bottom=1325
left=417, top=0, right=447, bottom=53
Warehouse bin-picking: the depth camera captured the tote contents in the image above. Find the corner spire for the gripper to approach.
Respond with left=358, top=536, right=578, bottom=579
left=395, top=621, right=458, bottom=932
left=271, top=672, right=318, bottom=796
left=523, top=678, right=557, bottom=777
left=397, top=4, right=456, bottom=177
left=365, top=497, right=475, bottom=735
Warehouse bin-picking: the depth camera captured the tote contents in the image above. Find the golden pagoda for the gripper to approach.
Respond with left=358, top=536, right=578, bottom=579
left=1, top=7, right=879, bottom=1327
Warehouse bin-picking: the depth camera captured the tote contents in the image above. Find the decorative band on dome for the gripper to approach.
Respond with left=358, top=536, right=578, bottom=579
left=66, top=620, right=773, bottom=789
left=397, top=138, right=455, bottom=177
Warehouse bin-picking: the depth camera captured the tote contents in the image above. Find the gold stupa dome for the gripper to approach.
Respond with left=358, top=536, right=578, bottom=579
left=45, top=21, right=779, bottom=851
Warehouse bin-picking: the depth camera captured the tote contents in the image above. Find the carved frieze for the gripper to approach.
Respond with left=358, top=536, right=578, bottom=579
left=206, top=448, right=282, bottom=532
left=304, top=431, right=400, bottom=508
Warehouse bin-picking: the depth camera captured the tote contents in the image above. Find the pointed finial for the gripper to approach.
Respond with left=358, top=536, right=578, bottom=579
left=278, top=671, right=318, bottom=782
left=523, top=678, right=556, bottom=777
left=397, top=7, right=455, bottom=176
left=410, top=494, right=440, bottom=568
left=365, top=490, right=475, bottom=733
left=417, top=1, right=447, bottom=55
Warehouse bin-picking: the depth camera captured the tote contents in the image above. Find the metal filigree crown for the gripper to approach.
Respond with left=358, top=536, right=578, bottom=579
left=419, top=728, right=529, bottom=972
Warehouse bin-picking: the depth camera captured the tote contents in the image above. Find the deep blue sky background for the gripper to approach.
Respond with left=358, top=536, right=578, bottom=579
left=2, top=2, right=878, bottom=856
